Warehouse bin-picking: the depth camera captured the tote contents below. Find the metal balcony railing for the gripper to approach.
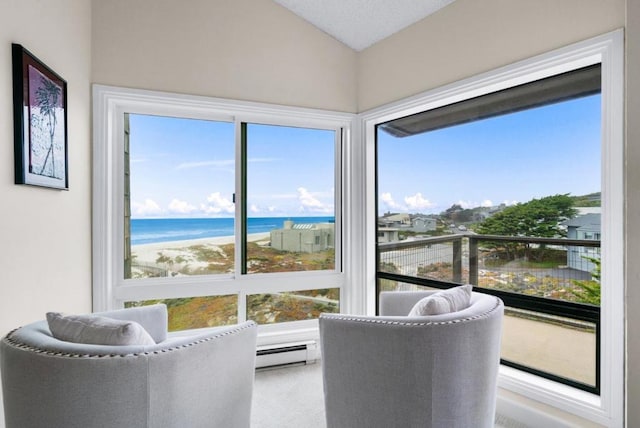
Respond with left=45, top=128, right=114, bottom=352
left=377, top=233, right=601, bottom=394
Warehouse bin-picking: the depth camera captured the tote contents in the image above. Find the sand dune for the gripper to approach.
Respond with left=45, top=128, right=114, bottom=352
left=132, top=232, right=270, bottom=264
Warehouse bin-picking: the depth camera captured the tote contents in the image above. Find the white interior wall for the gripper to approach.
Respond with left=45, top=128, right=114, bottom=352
left=357, top=0, right=625, bottom=111
left=0, top=0, right=92, bottom=357
left=0, top=1, right=92, bottom=426
left=626, top=1, right=640, bottom=427
left=91, top=0, right=358, bottom=113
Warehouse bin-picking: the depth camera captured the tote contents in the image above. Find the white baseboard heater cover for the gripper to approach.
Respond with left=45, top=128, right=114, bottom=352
left=256, top=341, right=318, bottom=368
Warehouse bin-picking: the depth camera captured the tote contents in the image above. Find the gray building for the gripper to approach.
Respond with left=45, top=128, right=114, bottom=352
left=379, top=213, right=411, bottom=228
left=379, top=213, right=436, bottom=234
left=410, top=215, right=437, bottom=232
left=270, top=220, right=334, bottom=253
left=377, top=227, right=400, bottom=243
left=564, top=213, right=601, bottom=273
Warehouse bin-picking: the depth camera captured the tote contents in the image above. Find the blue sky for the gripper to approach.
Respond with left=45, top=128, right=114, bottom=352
left=128, top=116, right=335, bottom=218
left=128, top=94, right=600, bottom=218
left=377, top=94, right=601, bottom=215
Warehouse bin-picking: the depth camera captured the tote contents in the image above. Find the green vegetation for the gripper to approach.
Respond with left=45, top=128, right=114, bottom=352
left=126, top=295, right=238, bottom=331
left=417, top=262, right=455, bottom=282
left=570, top=256, right=601, bottom=305
left=247, top=289, right=339, bottom=324
left=127, top=288, right=340, bottom=331
left=130, top=242, right=339, bottom=329
left=474, top=194, right=577, bottom=263
left=570, top=192, right=601, bottom=207
left=481, top=248, right=567, bottom=268
left=378, top=262, right=400, bottom=292
left=441, top=203, right=475, bottom=224
left=247, top=244, right=335, bottom=273
left=476, top=194, right=576, bottom=238
left=377, top=192, right=602, bottom=306
left=146, top=242, right=334, bottom=276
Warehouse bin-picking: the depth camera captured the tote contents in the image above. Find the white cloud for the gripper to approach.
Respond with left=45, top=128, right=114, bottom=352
left=250, top=204, right=260, bottom=213
left=168, top=198, right=197, bottom=214
left=502, top=199, right=518, bottom=206
left=404, top=192, right=435, bottom=210
left=380, top=192, right=403, bottom=210
left=481, top=199, right=493, bottom=207
left=298, top=187, right=323, bottom=209
left=200, top=192, right=235, bottom=215
left=297, top=187, right=333, bottom=213
left=132, top=199, right=163, bottom=217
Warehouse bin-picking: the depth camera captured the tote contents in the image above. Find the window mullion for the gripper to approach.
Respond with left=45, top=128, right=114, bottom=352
left=235, top=119, right=246, bottom=321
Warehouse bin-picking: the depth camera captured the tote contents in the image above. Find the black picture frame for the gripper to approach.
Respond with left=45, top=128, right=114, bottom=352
left=12, top=43, right=68, bottom=190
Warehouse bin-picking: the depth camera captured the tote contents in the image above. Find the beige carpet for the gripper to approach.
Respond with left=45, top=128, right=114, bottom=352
left=251, top=362, right=527, bottom=428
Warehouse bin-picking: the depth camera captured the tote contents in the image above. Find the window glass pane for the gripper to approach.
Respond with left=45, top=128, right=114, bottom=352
left=125, top=295, right=238, bottom=331
left=379, top=237, right=464, bottom=284
left=377, top=279, right=436, bottom=293
left=502, top=309, right=596, bottom=388
left=377, top=86, right=601, bottom=304
left=246, top=288, right=339, bottom=324
left=245, top=124, right=336, bottom=274
left=124, top=114, right=235, bottom=279
left=376, top=66, right=602, bottom=393
left=477, top=239, right=600, bottom=302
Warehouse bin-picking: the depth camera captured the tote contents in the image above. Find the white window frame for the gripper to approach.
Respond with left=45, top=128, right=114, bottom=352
left=92, top=85, right=356, bottom=345
left=360, top=30, right=624, bottom=426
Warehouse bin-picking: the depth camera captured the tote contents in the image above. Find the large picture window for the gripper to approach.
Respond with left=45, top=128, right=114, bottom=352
left=93, top=88, right=352, bottom=340
left=362, top=31, right=623, bottom=426
left=377, top=65, right=602, bottom=391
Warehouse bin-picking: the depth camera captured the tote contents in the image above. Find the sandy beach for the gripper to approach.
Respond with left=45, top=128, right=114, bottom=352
left=131, top=232, right=270, bottom=266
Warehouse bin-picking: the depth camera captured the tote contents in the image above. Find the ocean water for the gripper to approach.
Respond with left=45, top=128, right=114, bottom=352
left=131, top=217, right=334, bottom=245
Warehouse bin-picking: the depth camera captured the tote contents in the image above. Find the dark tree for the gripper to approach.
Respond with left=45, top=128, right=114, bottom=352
left=475, top=194, right=577, bottom=260
left=476, top=194, right=576, bottom=238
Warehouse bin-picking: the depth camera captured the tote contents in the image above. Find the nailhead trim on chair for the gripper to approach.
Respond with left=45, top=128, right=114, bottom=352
left=320, top=296, right=502, bottom=326
left=1, top=321, right=256, bottom=359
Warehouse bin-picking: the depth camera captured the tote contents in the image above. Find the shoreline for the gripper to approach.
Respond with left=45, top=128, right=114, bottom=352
left=131, top=232, right=270, bottom=264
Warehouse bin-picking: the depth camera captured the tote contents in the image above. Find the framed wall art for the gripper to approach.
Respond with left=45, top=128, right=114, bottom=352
left=12, top=43, right=68, bottom=189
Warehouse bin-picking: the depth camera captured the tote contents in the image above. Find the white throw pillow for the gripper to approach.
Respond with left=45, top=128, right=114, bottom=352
left=46, top=312, right=156, bottom=346
left=408, top=284, right=473, bottom=316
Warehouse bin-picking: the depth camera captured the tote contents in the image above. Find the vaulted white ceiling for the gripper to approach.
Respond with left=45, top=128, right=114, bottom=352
left=273, top=0, right=456, bottom=51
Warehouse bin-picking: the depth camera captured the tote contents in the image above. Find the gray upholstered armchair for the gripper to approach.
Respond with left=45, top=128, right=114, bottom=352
left=319, top=290, right=504, bottom=428
left=0, top=304, right=258, bottom=428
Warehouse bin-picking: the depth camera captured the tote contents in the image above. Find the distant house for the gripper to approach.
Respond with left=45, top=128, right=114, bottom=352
left=410, top=215, right=437, bottom=232
left=563, top=213, right=601, bottom=273
left=270, top=220, right=334, bottom=253
left=377, top=227, right=400, bottom=243
left=379, top=213, right=436, bottom=235
left=379, top=213, right=411, bottom=228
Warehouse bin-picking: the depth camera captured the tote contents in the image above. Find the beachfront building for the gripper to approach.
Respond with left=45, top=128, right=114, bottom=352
left=377, top=227, right=400, bottom=243
left=270, top=220, right=334, bottom=253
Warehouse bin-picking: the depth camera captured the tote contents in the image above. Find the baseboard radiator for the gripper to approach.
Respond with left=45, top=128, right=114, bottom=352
left=255, top=340, right=318, bottom=369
